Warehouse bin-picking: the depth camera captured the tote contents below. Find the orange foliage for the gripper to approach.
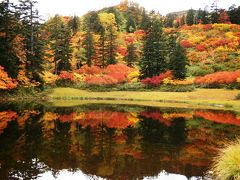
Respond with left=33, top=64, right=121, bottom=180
left=194, top=70, right=240, bottom=85
left=85, top=75, right=118, bottom=86
left=56, top=111, right=136, bottom=129
left=0, top=111, right=17, bottom=134
left=0, top=66, right=18, bottom=90
left=180, top=40, right=193, bottom=48
left=59, top=112, right=76, bottom=122
left=78, top=65, right=102, bottom=75
left=195, top=111, right=240, bottom=126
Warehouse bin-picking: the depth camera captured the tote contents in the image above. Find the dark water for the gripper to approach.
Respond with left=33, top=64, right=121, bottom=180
left=0, top=103, right=240, bottom=180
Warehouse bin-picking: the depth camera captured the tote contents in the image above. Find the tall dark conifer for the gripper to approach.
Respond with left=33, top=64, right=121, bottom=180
left=168, top=35, right=188, bottom=79
left=83, top=29, right=95, bottom=67
left=125, top=43, right=137, bottom=67
left=18, top=0, right=44, bottom=84
left=48, top=15, right=72, bottom=74
left=0, top=0, right=19, bottom=77
left=140, top=12, right=166, bottom=78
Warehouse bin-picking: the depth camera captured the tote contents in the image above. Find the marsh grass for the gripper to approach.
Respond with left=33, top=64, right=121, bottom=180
left=210, top=138, right=240, bottom=180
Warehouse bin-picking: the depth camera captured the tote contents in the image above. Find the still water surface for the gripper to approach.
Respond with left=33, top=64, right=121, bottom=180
left=0, top=103, right=240, bottom=180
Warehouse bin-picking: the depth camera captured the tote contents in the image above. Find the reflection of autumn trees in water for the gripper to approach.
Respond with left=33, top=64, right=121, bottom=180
left=0, top=105, right=240, bottom=179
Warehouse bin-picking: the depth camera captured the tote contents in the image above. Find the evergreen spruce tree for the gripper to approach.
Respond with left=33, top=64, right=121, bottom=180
left=186, top=9, right=195, bottom=25
left=48, top=15, right=72, bottom=74
left=125, top=43, right=137, bottom=67
left=168, top=35, right=188, bottom=79
left=210, top=1, right=219, bottom=23
left=228, top=5, right=240, bottom=24
left=83, top=29, right=95, bottom=67
left=68, top=15, right=80, bottom=34
left=0, top=0, right=19, bottom=77
left=126, top=15, right=136, bottom=33
left=18, top=0, right=45, bottom=84
left=140, top=12, right=166, bottom=79
left=107, top=25, right=117, bottom=65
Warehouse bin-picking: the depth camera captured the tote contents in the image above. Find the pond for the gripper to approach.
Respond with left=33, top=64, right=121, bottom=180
left=0, top=102, right=240, bottom=180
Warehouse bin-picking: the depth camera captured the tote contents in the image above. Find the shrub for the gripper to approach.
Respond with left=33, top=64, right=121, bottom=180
left=127, top=71, right=140, bottom=83
left=41, top=71, right=58, bottom=85
left=78, top=65, right=102, bottom=75
left=194, top=70, right=240, bottom=87
left=141, top=71, right=172, bottom=87
left=85, top=75, right=118, bottom=86
left=0, top=66, right=18, bottom=90
left=210, top=138, right=240, bottom=180
left=56, top=71, right=74, bottom=87
left=187, top=65, right=214, bottom=77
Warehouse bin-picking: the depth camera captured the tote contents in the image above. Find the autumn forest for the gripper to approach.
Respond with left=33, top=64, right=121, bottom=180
left=1, top=0, right=240, bottom=179
left=0, top=0, right=240, bottom=93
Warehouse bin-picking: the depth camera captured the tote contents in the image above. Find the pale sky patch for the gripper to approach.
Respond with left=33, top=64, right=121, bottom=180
left=10, top=0, right=240, bottom=20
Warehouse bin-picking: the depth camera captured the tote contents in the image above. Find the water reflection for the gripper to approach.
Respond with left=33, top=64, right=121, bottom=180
left=0, top=103, right=240, bottom=179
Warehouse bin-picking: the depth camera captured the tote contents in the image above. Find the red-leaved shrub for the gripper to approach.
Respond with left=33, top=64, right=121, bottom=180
left=141, top=71, right=173, bottom=86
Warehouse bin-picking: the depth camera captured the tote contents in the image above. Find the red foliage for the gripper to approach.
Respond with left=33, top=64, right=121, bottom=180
left=195, top=44, right=206, bottom=52
left=58, top=71, right=74, bottom=81
left=195, top=111, right=240, bottom=126
left=104, top=63, right=134, bottom=83
left=180, top=40, right=193, bottom=48
left=59, top=112, right=76, bottom=122
left=117, top=46, right=127, bottom=56
left=194, top=70, right=240, bottom=85
left=214, top=39, right=229, bottom=47
left=218, top=10, right=231, bottom=24
left=125, top=36, right=135, bottom=44
left=78, top=65, right=102, bottom=75
left=140, top=111, right=171, bottom=126
left=134, top=30, right=145, bottom=36
left=202, top=24, right=213, bottom=31
left=141, top=71, right=173, bottom=86
left=78, top=111, right=134, bottom=129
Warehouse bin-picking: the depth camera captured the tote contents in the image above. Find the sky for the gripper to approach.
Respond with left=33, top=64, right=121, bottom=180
left=11, top=0, right=240, bottom=20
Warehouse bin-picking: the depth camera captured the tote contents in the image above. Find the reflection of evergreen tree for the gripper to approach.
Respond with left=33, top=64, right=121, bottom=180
left=168, top=117, right=186, bottom=145
left=139, top=115, right=186, bottom=145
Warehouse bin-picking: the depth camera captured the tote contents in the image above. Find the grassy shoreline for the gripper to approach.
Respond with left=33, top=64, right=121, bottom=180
left=49, top=87, right=240, bottom=111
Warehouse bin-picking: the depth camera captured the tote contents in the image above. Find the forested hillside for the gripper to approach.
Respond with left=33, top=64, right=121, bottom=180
left=1, top=0, right=240, bottom=91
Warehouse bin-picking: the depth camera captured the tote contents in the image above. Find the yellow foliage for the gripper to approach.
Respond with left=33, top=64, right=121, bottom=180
left=215, top=46, right=234, bottom=53
left=162, top=112, right=193, bottom=120
left=98, top=13, right=117, bottom=33
left=237, top=78, right=240, bottom=83
left=163, top=78, right=194, bottom=85
left=212, top=24, right=231, bottom=31
left=127, top=112, right=139, bottom=124
left=42, top=112, right=59, bottom=122
left=98, top=13, right=116, bottom=27
left=127, top=71, right=140, bottom=82
left=41, top=71, right=58, bottom=84
left=188, top=36, right=205, bottom=45
left=17, top=70, right=31, bottom=87
left=73, top=73, right=85, bottom=83
left=225, top=32, right=237, bottom=41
